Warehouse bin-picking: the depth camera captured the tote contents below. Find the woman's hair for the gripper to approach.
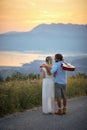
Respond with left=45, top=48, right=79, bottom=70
left=45, top=56, right=53, bottom=66
left=55, top=54, right=63, bottom=61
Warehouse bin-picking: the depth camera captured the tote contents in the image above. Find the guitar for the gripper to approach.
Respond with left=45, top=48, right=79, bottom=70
left=61, top=62, right=75, bottom=71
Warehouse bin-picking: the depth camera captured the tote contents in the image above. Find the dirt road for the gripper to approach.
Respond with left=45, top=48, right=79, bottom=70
left=0, top=96, right=87, bottom=130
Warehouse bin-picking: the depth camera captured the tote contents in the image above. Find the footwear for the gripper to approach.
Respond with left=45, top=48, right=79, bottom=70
left=48, top=112, right=53, bottom=114
left=55, top=109, right=63, bottom=115
left=63, top=107, right=66, bottom=114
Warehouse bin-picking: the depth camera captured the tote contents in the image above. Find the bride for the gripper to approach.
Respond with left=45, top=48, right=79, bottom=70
left=40, top=56, right=55, bottom=114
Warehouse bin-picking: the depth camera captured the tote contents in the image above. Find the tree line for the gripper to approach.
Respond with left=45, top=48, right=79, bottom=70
left=0, top=72, right=87, bottom=82
left=0, top=72, right=40, bottom=82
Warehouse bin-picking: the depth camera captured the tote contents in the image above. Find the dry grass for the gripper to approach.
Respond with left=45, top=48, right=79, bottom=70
left=0, top=74, right=87, bottom=117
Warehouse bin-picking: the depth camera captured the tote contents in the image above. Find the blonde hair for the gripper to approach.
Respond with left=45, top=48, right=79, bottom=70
left=45, top=56, right=53, bottom=67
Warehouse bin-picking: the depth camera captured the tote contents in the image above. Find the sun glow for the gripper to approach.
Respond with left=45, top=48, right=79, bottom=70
left=0, top=51, right=53, bottom=66
left=0, top=51, right=87, bottom=67
left=0, top=0, right=87, bottom=33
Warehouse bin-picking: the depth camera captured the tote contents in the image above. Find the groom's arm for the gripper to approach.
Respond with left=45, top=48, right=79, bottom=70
left=50, top=63, right=58, bottom=74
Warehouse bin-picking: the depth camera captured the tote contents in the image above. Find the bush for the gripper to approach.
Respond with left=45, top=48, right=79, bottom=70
left=67, top=74, right=87, bottom=98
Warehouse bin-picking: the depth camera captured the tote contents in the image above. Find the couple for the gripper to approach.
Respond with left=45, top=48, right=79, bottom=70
left=40, top=53, right=67, bottom=115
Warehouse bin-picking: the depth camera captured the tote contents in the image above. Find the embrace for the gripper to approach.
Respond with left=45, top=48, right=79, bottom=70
left=40, top=53, right=67, bottom=115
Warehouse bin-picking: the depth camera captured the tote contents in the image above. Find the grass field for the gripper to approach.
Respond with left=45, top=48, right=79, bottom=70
left=0, top=74, right=87, bottom=117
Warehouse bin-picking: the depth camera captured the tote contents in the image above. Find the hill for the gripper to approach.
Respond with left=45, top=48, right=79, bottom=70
left=0, top=23, right=87, bottom=53
left=0, top=56, right=87, bottom=79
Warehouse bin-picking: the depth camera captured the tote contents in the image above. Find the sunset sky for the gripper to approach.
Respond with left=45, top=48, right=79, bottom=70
left=0, top=51, right=49, bottom=66
left=0, top=0, right=87, bottom=66
left=0, top=0, right=87, bottom=34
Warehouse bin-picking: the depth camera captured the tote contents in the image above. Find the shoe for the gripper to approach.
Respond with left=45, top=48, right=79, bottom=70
left=55, top=109, right=63, bottom=115
left=63, top=107, right=66, bottom=114
left=48, top=112, right=53, bottom=114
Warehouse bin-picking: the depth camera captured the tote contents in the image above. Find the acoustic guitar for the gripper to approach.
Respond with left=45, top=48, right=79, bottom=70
left=62, top=62, right=75, bottom=71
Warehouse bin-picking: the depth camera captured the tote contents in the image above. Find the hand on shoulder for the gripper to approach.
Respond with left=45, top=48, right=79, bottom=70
left=40, top=64, right=52, bottom=75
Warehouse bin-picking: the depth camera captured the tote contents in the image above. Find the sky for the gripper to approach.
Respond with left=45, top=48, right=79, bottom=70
left=0, top=51, right=87, bottom=67
left=0, top=51, right=50, bottom=66
left=0, top=0, right=87, bottom=34
left=0, top=0, right=87, bottom=66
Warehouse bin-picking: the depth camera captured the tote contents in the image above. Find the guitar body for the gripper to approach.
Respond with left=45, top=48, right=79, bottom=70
left=62, top=62, right=75, bottom=71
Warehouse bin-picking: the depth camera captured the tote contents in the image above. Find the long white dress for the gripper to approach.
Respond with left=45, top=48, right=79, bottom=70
left=42, top=67, right=55, bottom=114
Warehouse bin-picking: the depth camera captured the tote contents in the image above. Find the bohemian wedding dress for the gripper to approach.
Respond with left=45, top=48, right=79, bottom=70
left=42, top=67, right=55, bottom=114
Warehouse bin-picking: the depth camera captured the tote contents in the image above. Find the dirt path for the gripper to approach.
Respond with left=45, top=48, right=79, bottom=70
left=0, top=96, right=87, bottom=130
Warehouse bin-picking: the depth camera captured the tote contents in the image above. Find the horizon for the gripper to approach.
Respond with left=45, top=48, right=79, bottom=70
left=0, top=0, right=87, bottom=67
left=0, top=23, right=87, bottom=67
left=0, top=51, right=87, bottom=67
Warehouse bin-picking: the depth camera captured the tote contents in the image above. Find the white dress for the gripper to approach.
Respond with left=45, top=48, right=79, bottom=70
left=42, top=67, right=55, bottom=113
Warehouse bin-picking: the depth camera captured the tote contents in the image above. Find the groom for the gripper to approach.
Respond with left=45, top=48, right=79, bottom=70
left=45, top=53, right=67, bottom=115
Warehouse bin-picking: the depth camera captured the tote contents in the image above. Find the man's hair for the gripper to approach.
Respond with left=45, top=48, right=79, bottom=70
left=55, top=54, right=63, bottom=61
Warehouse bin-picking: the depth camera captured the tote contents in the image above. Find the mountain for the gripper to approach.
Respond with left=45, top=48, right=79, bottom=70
left=0, top=23, right=87, bottom=53
left=0, top=60, right=43, bottom=79
left=0, top=23, right=87, bottom=79
left=70, top=56, right=87, bottom=75
left=0, top=56, right=87, bottom=79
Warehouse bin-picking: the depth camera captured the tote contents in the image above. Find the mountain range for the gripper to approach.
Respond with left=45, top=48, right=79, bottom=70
left=0, top=55, right=87, bottom=79
left=0, top=23, right=87, bottom=53
left=0, top=23, right=87, bottom=78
